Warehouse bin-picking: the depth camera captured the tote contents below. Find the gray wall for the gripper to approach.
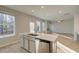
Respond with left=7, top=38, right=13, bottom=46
left=48, top=19, right=74, bottom=34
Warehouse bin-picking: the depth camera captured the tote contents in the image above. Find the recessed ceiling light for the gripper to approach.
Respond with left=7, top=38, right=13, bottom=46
left=41, top=6, right=44, bottom=8
left=32, top=10, right=34, bottom=12
left=59, top=11, right=62, bottom=14
left=57, top=20, right=64, bottom=23
left=57, top=20, right=61, bottom=23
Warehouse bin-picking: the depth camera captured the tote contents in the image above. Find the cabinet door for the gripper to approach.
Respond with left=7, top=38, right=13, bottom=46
left=29, top=39, right=36, bottom=53
left=24, top=39, right=29, bottom=50
left=20, top=35, right=24, bottom=48
left=23, top=36, right=29, bottom=50
left=38, top=42, right=49, bottom=53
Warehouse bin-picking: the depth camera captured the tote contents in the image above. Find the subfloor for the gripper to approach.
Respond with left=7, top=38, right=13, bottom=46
left=0, top=43, right=64, bottom=53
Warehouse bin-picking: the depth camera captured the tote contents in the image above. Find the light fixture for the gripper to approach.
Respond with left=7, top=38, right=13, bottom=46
left=41, top=6, right=44, bottom=8
left=57, top=20, right=64, bottom=23
left=32, top=10, right=34, bottom=12
left=57, top=20, right=61, bottom=23
left=58, top=10, right=62, bottom=14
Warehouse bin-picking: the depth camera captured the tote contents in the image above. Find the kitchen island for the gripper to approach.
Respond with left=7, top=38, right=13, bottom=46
left=20, top=33, right=59, bottom=53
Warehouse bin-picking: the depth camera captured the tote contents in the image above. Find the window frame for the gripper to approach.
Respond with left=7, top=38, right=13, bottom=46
left=0, top=12, right=15, bottom=38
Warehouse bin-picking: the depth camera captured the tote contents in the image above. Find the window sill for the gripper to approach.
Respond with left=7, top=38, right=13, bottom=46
left=0, top=34, right=15, bottom=38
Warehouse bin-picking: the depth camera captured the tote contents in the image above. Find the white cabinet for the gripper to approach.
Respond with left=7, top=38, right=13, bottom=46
left=24, top=38, right=29, bottom=50
left=20, top=35, right=24, bottom=48
left=29, top=40, right=35, bottom=53
left=22, top=36, right=36, bottom=53
left=38, top=42, right=49, bottom=53
left=20, top=35, right=50, bottom=53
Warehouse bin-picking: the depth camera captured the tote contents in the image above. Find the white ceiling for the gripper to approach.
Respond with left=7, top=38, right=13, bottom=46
left=4, top=5, right=79, bottom=21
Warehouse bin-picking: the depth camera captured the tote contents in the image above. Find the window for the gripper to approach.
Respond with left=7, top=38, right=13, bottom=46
left=0, top=13, right=15, bottom=38
left=30, top=22, right=35, bottom=33
left=42, top=22, right=45, bottom=32
left=36, top=20, right=41, bottom=32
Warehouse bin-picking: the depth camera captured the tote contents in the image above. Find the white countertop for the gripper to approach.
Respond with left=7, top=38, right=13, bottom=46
left=20, top=33, right=59, bottom=42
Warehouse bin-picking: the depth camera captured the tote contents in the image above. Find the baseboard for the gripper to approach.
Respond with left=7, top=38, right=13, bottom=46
left=0, top=40, right=18, bottom=48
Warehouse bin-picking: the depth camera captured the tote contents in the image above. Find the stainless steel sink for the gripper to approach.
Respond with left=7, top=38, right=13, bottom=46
left=28, top=33, right=38, bottom=36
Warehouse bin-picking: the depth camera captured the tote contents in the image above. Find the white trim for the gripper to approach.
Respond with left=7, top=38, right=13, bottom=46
left=0, top=33, right=15, bottom=38
left=57, top=42, right=77, bottom=53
